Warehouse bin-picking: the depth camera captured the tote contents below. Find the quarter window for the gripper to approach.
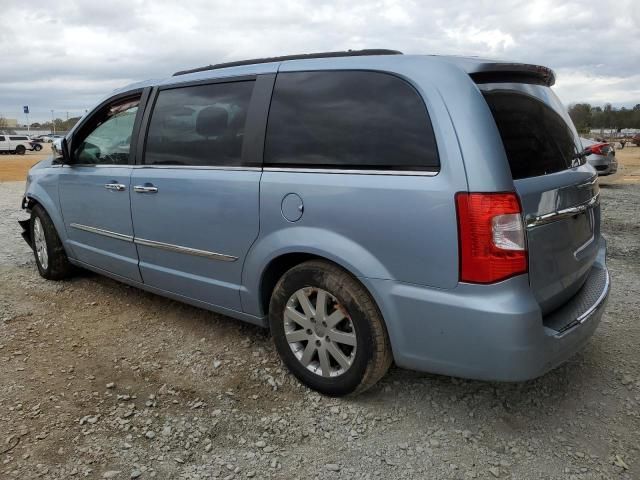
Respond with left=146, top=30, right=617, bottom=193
left=264, top=71, right=439, bottom=171
left=144, top=81, right=255, bottom=167
left=73, top=97, right=140, bottom=165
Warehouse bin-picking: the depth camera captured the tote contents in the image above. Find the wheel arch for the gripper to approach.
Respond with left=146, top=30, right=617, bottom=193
left=23, top=188, right=74, bottom=259
left=241, top=227, right=393, bottom=318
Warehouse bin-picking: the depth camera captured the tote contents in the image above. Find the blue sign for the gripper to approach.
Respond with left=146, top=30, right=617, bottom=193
left=23, top=106, right=29, bottom=114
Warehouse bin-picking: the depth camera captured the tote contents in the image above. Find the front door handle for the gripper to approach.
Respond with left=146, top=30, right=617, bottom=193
left=133, top=185, right=159, bottom=194
left=104, top=183, right=126, bottom=191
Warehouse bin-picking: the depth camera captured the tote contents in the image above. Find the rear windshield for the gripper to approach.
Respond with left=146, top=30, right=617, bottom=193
left=482, top=89, right=582, bottom=179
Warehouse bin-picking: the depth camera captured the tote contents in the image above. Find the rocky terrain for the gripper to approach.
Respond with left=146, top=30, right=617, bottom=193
left=0, top=177, right=638, bottom=479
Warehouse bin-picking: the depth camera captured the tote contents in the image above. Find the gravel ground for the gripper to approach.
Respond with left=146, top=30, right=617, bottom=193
left=0, top=179, right=638, bottom=480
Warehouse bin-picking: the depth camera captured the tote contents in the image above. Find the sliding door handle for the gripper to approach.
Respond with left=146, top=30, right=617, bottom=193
left=104, top=183, right=126, bottom=191
left=133, top=185, right=158, bottom=193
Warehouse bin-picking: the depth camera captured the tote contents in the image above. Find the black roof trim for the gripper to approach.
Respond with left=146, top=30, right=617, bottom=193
left=469, top=63, right=556, bottom=87
left=172, top=49, right=403, bottom=76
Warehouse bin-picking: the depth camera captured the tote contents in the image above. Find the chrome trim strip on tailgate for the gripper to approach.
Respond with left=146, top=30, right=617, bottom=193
left=134, top=237, right=237, bottom=262
left=70, top=223, right=133, bottom=242
left=525, top=193, right=600, bottom=228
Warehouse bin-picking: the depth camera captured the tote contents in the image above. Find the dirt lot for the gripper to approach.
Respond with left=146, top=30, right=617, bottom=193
left=0, top=145, right=52, bottom=182
left=0, top=149, right=638, bottom=479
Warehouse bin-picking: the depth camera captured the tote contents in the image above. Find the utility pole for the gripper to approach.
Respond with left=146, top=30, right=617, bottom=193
left=51, top=110, right=55, bottom=135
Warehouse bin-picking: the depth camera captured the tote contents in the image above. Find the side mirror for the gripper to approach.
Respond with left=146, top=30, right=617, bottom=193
left=52, top=138, right=71, bottom=164
left=62, top=138, right=71, bottom=164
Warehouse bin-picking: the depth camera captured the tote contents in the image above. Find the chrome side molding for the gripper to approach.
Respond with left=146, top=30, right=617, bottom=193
left=70, top=223, right=134, bottom=242
left=134, top=237, right=237, bottom=262
left=70, top=223, right=237, bottom=262
left=525, top=193, right=600, bottom=228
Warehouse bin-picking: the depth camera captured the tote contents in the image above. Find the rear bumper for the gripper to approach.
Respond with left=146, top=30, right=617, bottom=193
left=588, top=154, right=618, bottom=175
left=364, top=237, right=609, bottom=381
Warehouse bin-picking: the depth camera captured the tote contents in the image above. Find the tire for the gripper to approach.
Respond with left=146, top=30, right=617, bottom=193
left=30, top=204, right=73, bottom=280
left=15, top=145, right=26, bottom=155
left=269, top=260, right=392, bottom=396
left=34, top=144, right=43, bottom=152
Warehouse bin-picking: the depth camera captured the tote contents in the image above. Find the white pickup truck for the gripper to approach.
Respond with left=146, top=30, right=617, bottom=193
left=0, top=135, right=33, bottom=155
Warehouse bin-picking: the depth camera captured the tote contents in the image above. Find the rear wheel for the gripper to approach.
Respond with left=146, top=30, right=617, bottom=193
left=30, top=205, right=73, bottom=280
left=15, top=145, right=26, bottom=155
left=269, top=260, right=392, bottom=396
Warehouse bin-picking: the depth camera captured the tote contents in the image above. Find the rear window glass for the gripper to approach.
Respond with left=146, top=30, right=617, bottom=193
left=265, top=71, right=439, bottom=171
left=483, top=91, right=581, bottom=179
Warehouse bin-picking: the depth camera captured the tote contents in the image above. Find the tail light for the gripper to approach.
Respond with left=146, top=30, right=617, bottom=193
left=455, top=192, right=527, bottom=283
left=587, top=143, right=610, bottom=155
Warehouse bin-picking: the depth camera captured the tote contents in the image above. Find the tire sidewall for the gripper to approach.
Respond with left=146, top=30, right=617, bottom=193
left=270, top=264, right=375, bottom=396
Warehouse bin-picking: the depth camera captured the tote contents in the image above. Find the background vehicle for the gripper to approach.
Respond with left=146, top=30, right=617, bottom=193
left=19, top=51, right=609, bottom=396
left=0, top=134, right=31, bottom=154
left=34, top=134, right=63, bottom=143
left=580, top=137, right=618, bottom=175
left=29, top=141, right=43, bottom=151
left=51, top=137, right=62, bottom=155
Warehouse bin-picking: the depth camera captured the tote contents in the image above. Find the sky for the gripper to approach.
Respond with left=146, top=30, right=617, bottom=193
left=1, top=0, right=639, bottom=123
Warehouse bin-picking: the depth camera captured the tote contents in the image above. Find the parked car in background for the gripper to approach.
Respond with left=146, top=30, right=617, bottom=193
left=28, top=141, right=43, bottom=152
left=18, top=51, right=610, bottom=396
left=0, top=134, right=32, bottom=155
left=580, top=137, right=618, bottom=175
left=51, top=137, right=62, bottom=155
left=35, top=134, right=63, bottom=143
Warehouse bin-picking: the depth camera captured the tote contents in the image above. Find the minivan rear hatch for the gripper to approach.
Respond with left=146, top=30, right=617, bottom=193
left=478, top=79, right=600, bottom=315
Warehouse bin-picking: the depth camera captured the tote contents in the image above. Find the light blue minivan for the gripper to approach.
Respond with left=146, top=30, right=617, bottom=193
left=19, top=50, right=610, bottom=395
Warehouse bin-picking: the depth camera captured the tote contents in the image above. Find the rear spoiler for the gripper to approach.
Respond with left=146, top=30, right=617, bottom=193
left=469, top=63, right=556, bottom=87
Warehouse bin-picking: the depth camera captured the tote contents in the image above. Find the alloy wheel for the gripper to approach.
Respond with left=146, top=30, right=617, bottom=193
left=284, top=287, right=357, bottom=378
left=33, top=217, right=48, bottom=270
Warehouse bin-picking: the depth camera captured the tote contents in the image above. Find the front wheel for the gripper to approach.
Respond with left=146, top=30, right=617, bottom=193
left=269, top=260, right=392, bottom=396
left=15, top=145, right=26, bottom=155
left=30, top=205, right=73, bottom=280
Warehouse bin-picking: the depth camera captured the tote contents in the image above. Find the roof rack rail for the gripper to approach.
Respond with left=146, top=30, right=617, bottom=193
left=172, top=49, right=403, bottom=76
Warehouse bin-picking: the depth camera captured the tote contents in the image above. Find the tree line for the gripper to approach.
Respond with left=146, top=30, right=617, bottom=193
left=0, top=116, right=81, bottom=132
left=568, top=103, right=640, bottom=134
left=30, top=117, right=82, bottom=131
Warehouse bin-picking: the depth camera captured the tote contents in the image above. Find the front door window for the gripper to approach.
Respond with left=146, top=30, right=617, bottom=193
left=73, top=98, right=140, bottom=165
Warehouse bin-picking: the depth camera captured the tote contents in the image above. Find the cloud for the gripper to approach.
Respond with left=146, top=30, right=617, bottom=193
left=1, top=0, right=639, bottom=122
